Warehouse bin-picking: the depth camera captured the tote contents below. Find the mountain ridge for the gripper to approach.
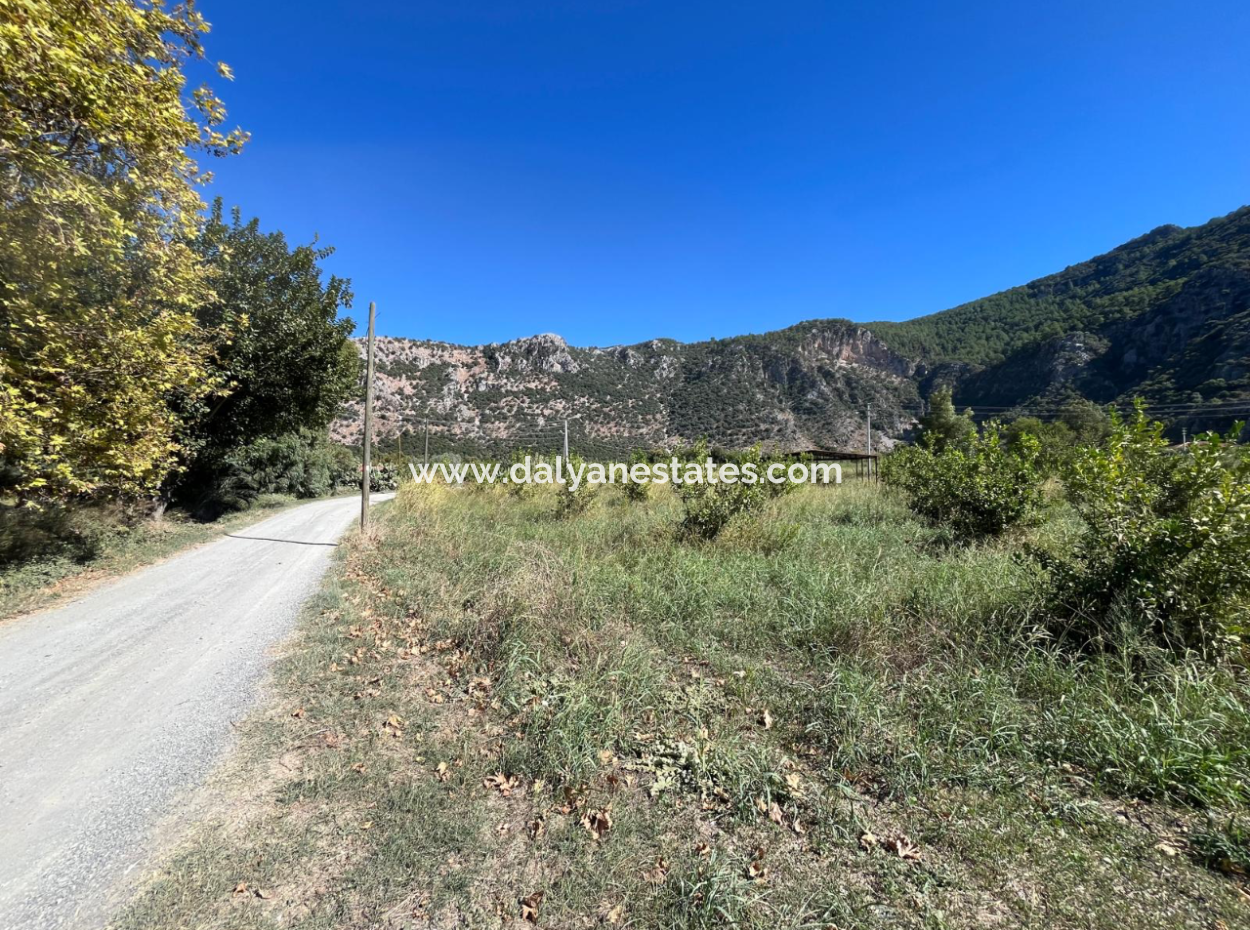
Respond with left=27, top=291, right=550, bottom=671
left=335, top=205, right=1250, bottom=451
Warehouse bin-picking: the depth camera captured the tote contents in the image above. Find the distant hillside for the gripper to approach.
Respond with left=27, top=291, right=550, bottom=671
left=334, top=323, right=922, bottom=454
left=871, top=207, right=1250, bottom=368
left=336, top=205, right=1250, bottom=451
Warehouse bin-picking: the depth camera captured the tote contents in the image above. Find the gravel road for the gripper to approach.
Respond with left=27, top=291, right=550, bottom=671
left=0, top=493, right=391, bottom=930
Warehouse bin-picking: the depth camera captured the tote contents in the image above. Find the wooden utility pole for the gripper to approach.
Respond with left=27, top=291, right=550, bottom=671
left=866, top=404, right=873, bottom=480
left=563, top=419, right=570, bottom=473
left=424, top=420, right=430, bottom=468
left=360, top=301, right=376, bottom=532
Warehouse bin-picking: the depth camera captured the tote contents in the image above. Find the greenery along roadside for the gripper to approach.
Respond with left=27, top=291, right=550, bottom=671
left=119, top=480, right=1250, bottom=930
left=1, top=1, right=361, bottom=526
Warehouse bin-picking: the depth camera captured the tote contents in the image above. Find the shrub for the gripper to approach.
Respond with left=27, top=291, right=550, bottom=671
left=367, top=462, right=399, bottom=493
left=760, top=451, right=809, bottom=498
left=675, top=441, right=768, bottom=540
left=554, top=454, right=597, bottom=518
left=620, top=450, right=651, bottom=502
left=508, top=449, right=536, bottom=498
left=0, top=501, right=132, bottom=568
left=884, top=423, right=1043, bottom=540
left=203, top=430, right=356, bottom=514
left=1047, top=407, right=1250, bottom=657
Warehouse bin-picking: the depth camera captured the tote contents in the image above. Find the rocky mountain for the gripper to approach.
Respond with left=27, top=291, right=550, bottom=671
left=333, top=323, right=922, bottom=454
left=335, top=205, right=1250, bottom=453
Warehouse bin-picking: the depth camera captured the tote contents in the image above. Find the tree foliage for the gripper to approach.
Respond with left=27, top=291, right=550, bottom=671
left=185, top=200, right=357, bottom=465
left=554, top=454, right=597, bottom=517
left=676, top=440, right=769, bottom=540
left=1003, top=401, right=1112, bottom=472
left=915, top=388, right=975, bottom=452
left=206, top=429, right=358, bottom=515
left=1048, top=407, right=1250, bottom=658
left=0, top=0, right=246, bottom=499
left=885, top=422, right=1043, bottom=541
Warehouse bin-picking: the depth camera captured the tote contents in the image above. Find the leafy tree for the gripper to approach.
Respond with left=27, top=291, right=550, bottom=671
left=0, top=0, right=245, bottom=500
left=183, top=201, right=357, bottom=466
left=555, top=454, right=597, bottom=517
left=885, top=423, right=1043, bottom=540
left=1058, top=399, right=1111, bottom=446
left=916, top=388, right=975, bottom=451
left=1048, top=407, right=1250, bottom=658
left=676, top=440, right=768, bottom=540
left=620, top=450, right=651, bottom=502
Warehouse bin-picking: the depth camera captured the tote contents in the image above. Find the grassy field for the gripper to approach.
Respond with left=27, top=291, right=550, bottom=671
left=0, top=495, right=306, bottom=621
left=119, top=479, right=1250, bottom=929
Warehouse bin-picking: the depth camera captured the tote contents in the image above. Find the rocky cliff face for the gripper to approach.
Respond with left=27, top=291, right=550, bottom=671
left=332, top=320, right=920, bottom=453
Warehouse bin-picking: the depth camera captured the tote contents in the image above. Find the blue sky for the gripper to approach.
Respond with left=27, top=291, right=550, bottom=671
left=195, top=0, right=1250, bottom=346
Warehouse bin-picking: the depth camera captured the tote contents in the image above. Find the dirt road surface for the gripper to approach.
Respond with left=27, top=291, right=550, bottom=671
left=0, top=493, right=391, bottom=930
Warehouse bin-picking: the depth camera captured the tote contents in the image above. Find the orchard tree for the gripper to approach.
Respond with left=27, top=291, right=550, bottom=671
left=0, top=0, right=246, bottom=500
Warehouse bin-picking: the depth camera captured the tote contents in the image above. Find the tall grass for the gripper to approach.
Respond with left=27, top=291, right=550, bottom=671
left=395, top=479, right=1250, bottom=809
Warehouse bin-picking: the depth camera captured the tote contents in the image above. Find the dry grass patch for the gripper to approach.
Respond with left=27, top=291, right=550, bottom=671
left=118, top=481, right=1250, bottom=929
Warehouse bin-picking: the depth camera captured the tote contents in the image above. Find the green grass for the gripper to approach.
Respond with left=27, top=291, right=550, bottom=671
left=0, top=494, right=305, bottom=620
left=116, top=480, right=1250, bottom=929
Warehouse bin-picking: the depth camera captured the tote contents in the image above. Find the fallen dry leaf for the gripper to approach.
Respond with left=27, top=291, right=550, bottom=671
left=484, top=773, right=519, bottom=797
left=858, top=830, right=877, bottom=851
left=762, top=709, right=774, bottom=730
left=746, top=846, right=768, bottom=882
left=290, top=708, right=305, bottom=719
left=603, top=902, right=625, bottom=924
left=581, top=807, right=613, bottom=840
left=883, top=834, right=920, bottom=861
left=642, top=857, right=670, bottom=884
left=520, top=891, right=544, bottom=923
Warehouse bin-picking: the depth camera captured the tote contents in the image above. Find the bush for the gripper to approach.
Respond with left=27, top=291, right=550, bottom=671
left=0, top=502, right=132, bottom=568
left=620, top=450, right=651, bottom=503
left=884, top=423, right=1043, bottom=540
left=1047, top=408, right=1250, bottom=658
left=760, top=450, right=808, bottom=498
left=554, top=454, right=597, bottom=518
left=203, top=430, right=357, bottom=515
left=675, top=441, right=768, bottom=540
left=367, top=462, right=399, bottom=493
left=508, top=449, right=537, bottom=499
